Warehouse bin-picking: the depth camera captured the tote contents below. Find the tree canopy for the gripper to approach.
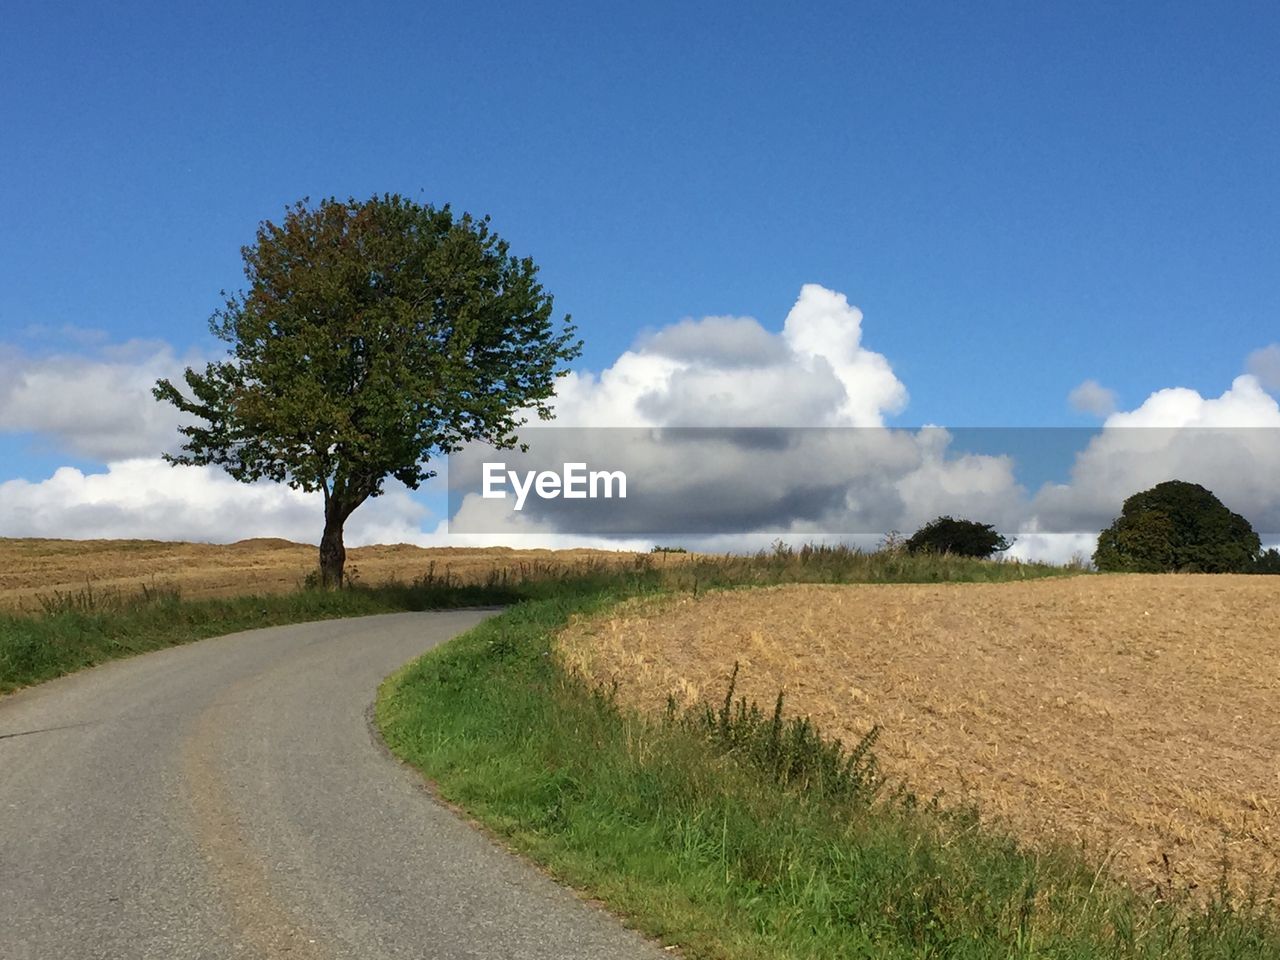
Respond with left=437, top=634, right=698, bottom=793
left=154, top=195, right=581, bottom=585
left=904, top=516, right=1012, bottom=558
left=1092, top=480, right=1261, bottom=573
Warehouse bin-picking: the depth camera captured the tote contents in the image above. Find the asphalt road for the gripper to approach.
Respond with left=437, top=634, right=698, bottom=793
left=0, top=612, right=666, bottom=960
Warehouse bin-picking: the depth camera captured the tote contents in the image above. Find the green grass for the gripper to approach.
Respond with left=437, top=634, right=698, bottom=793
left=376, top=553, right=1280, bottom=960
left=0, top=577, right=520, bottom=693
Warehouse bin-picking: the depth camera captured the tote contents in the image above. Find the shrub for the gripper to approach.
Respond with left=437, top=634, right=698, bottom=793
left=905, top=516, right=1012, bottom=558
left=1094, top=480, right=1261, bottom=573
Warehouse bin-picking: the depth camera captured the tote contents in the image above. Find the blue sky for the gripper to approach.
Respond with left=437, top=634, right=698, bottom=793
left=2, top=1, right=1279, bottom=550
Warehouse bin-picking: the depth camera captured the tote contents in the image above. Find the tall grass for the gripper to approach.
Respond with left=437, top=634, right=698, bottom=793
left=672, top=661, right=882, bottom=805
left=660, top=541, right=1066, bottom=591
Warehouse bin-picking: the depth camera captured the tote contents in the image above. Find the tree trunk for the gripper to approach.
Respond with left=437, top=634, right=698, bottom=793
left=319, top=511, right=347, bottom=589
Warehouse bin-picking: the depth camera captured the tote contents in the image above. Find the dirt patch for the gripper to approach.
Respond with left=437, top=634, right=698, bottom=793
left=0, top=538, right=662, bottom=611
left=558, top=576, right=1280, bottom=898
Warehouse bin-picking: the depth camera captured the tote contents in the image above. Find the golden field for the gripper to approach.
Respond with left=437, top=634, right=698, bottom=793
left=559, top=575, right=1280, bottom=898
left=0, top=537, right=651, bottom=611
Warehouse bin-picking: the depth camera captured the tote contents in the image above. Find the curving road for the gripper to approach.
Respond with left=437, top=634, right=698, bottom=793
left=0, top=612, right=665, bottom=960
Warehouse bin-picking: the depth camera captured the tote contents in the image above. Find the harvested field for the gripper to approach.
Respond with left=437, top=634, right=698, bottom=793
left=558, top=575, right=1280, bottom=899
left=0, top=538, right=659, bottom=611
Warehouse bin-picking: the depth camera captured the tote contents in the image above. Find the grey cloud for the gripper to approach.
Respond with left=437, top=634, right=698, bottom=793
left=450, top=425, right=1280, bottom=543
left=636, top=316, right=784, bottom=368
left=1027, top=427, right=1280, bottom=538
left=449, top=427, right=1019, bottom=538
left=635, top=357, right=848, bottom=427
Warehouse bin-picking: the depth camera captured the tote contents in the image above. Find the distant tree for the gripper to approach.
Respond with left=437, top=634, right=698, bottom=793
left=155, top=195, right=581, bottom=587
left=1093, top=480, right=1261, bottom=573
left=1253, top=548, right=1280, bottom=574
left=878, top=529, right=907, bottom=555
left=905, top=516, right=1012, bottom=558
left=1093, top=508, right=1176, bottom=573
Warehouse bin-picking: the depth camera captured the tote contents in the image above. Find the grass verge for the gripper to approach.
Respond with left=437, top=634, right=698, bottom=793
left=377, top=556, right=1280, bottom=959
left=0, top=578, right=519, bottom=694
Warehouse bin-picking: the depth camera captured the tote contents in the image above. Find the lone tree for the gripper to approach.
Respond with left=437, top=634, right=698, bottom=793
left=904, top=516, right=1012, bottom=558
left=1093, top=480, right=1260, bottom=573
left=155, top=195, right=581, bottom=586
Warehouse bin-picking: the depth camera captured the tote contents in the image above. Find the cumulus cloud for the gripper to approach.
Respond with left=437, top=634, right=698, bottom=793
left=0, top=458, right=437, bottom=546
left=1067, top=379, right=1117, bottom=417
left=1025, top=375, right=1280, bottom=544
left=1102, top=374, right=1280, bottom=428
left=0, top=339, right=199, bottom=460
left=9, top=290, right=1279, bottom=561
left=459, top=370, right=1280, bottom=550
left=637, top=315, right=781, bottom=368
left=0, top=285, right=923, bottom=546
left=448, top=288, right=1021, bottom=541
left=0, top=332, right=448, bottom=546
left=549, top=284, right=908, bottom=428
left=1245, top=344, right=1280, bottom=393
left=782, top=285, right=909, bottom=426
left=449, top=425, right=1027, bottom=541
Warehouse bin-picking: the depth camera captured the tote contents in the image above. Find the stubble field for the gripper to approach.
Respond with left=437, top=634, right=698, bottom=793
left=0, top=538, right=655, bottom=611
left=558, top=575, right=1280, bottom=899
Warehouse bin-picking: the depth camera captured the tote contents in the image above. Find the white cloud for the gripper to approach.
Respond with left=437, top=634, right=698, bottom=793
left=1025, top=375, right=1280, bottom=541
left=1004, top=532, right=1098, bottom=567
left=893, top=437, right=1024, bottom=535
left=9, top=291, right=1278, bottom=561
left=0, top=458, right=436, bottom=546
left=0, top=285, right=919, bottom=546
left=547, top=284, right=907, bottom=428
left=1102, top=374, right=1280, bottom=428
left=782, top=285, right=909, bottom=426
left=0, top=340, right=199, bottom=460
left=1246, top=343, right=1280, bottom=393
left=1067, top=379, right=1117, bottom=417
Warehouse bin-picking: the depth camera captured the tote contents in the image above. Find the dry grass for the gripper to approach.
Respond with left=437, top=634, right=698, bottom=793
left=0, top=537, right=667, bottom=611
left=558, top=575, right=1280, bottom=900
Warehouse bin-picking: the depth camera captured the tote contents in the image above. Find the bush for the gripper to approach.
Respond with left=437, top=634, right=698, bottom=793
left=1094, top=480, right=1261, bottom=573
left=905, top=516, right=1012, bottom=558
